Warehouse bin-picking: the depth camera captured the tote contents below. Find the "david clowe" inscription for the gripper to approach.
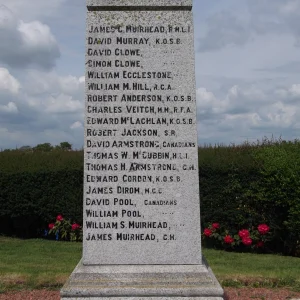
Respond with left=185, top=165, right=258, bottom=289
left=83, top=5, right=200, bottom=264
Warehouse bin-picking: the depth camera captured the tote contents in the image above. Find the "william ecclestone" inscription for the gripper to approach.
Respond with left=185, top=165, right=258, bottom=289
left=83, top=8, right=201, bottom=265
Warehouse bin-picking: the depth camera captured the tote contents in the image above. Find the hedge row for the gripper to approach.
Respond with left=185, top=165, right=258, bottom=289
left=0, top=139, right=299, bottom=256
left=200, top=140, right=300, bottom=256
left=0, top=150, right=82, bottom=173
left=0, top=168, right=83, bottom=237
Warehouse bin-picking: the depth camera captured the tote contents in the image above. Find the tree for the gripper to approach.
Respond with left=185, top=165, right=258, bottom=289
left=19, top=146, right=32, bottom=152
left=57, top=142, right=72, bottom=151
left=34, top=143, right=53, bottom=152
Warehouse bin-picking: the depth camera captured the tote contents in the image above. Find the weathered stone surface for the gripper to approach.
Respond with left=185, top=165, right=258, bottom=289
left=87, top=0, right=192, bottom=8
left=84, top=4, right=200, bottom=266
left=60, top=0, right=224, bottom=298
left=61, top=259, right=224, bottom=299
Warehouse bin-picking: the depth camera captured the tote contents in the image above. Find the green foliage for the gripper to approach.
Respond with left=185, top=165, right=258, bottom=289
left=0, top=149, right=83, bottom=173
left=0, top=149, right=83, bottom=238
left=199, top=138, right=300, bottom=256
left=244, top=140, right=300, bottom=256
left=199, top=142, right=261, bottom=229
left=34, top=143, right=53, bottom=152
left=48, top=215, right=82, bottom=242
left=56, top=142, right=72, bottom=151
left=0, top=138, right=299, bottom=256
left=203, top=223, right=271, bottom=252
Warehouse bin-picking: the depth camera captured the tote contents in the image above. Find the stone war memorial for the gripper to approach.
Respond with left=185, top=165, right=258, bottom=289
left=61, top=0, right=224, bottom=299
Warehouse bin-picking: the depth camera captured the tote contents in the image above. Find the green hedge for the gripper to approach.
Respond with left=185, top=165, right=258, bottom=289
left=0, top=140, right=299, bottom=256
left=246, top=141, right=300, bottom=256
left=0, top=151, right=83, bottom=237
left=0, top=150, right=83, bottom=173
left=199, top=145, right=262, bottom=239
left=199, top=140, right=300, bottom=256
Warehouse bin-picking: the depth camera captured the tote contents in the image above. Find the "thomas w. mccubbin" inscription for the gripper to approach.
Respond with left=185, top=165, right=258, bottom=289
left=60, top=3, right=224, bottom=299
left=83, top=2, right=201, bottom=265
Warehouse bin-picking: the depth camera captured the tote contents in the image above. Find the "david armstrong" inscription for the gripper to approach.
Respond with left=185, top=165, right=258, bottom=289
left=83, top=7, right=201, bottom=265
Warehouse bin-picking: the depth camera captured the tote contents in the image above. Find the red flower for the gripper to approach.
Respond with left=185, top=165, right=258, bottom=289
left=224, top=235, right=234, bottom=244
left=56, top=214, right=63, bottom=222
left=204, top=228, right=212, bottom=237
left=48, top=223, right=55, bottom=230
left=242, top=237, right=252, bottom=246
left=212, top=223, right=220, bottom=229
left=256, top=241, right=264, bottom=248
left=72, top=223, right=81, bottom=231
left=238, top=229, right=250, bottom=239
left=258, top=224, right=270, bottom=235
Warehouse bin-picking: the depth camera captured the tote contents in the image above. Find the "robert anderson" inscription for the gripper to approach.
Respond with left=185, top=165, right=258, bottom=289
left=84, top=11, right=198, bottom=263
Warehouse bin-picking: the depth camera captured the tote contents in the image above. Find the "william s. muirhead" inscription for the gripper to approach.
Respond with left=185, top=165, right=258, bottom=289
left=83, top=4, right=201, bottom=265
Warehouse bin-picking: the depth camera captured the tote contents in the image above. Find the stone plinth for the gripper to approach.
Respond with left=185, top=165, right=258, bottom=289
left=61, top=259, right=223, bottom=299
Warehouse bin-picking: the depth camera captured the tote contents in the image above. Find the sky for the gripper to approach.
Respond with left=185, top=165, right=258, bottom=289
left=0, top=0, right=299, bottom=150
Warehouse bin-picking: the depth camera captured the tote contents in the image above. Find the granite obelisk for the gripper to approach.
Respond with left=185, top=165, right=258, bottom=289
left=61, top=1, right=224, bottom=299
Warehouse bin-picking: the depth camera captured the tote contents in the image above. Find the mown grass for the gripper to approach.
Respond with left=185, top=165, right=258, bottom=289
left=0, top=237, right=81, bottom=292
left=203, top=248, right=300, bottom=290
left=0, top=237, right=300, bottom=293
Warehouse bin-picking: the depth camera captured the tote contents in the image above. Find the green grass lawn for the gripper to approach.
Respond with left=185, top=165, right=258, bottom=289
left=203, top=248, right=300, bottom=289
left=0, top=237, right=81, bottom=292
left=0, top=237, right=299, bottom=292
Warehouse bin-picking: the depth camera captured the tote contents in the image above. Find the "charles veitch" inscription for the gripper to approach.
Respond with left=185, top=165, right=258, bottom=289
left=85, top=14, right=196, bottom=254
left=87, top=106, right=122, bottom=114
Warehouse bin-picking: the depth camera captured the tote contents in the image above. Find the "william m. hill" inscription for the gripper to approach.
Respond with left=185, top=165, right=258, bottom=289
left=83, top=3, right=201, bottom=265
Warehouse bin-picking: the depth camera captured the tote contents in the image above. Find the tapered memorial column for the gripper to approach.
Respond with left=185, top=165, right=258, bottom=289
left=61, top=1, right=224, bottom=299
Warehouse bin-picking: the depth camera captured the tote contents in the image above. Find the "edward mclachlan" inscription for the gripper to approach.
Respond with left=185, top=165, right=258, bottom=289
left=83, top=5, right=201, bottom=265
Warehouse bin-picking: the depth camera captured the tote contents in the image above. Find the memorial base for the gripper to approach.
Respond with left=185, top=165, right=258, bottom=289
left=60, top=257, right=224, bottom=300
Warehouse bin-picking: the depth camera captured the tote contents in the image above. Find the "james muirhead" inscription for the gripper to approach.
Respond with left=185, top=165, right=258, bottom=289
left=83, top=1, right=201, bottom=265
